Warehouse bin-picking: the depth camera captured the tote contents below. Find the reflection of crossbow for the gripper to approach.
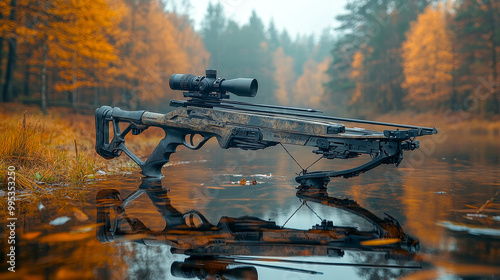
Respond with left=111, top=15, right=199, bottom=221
left=95, top=69, right=437, bottom=187
left=96, top=178, right=421, bottom=278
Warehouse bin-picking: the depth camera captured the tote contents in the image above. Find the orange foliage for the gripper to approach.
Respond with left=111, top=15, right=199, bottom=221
left=349, top=51, right=365, bottom=105
left=295, top=57, right=330, bottom=108
left=14, top=0, right=124, bottom=91
left=2, top=0, right=209, bottom=109
left=167, top=13, right=210, bottom=75
left=402, top=4, right=454, bottom=105
left=273, top=47, right=295, bottom=105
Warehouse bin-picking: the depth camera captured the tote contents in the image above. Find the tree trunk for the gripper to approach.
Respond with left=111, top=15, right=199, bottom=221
left=94, top=87, right=99, bottom=106
left=487, top=0, right=498, bottom=114
left=3, top=39, right=17, bottom=102
left=2, top=0, right=18, bottom=102
left=72, top=64, right=77, bottom=109
left=41, top=43, right=48, bottom=115
left=23, top=65, right=30, bottom=96
left=0, top=36, right=4, bottom=102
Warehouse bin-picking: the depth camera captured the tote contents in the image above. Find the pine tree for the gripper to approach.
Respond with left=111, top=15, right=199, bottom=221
left=454, top=0, right=500, bottom=115
left=200, top=2, right=226, bottom=69
left=327, top=0, right=430, bottom=114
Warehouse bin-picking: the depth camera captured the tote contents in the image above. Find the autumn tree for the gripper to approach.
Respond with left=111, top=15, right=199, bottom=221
left=327, top=0, right=431, bottom=114
left=50, top=0, right=122, bottom=109
left=401, top=4, right=454, bottom=108
left=167, top=13, right=209, bottom=75
left=272, top=47, right=295, bottom=105
left=0, top=0, right=122, bottom=113
left=0, top=0, right=19, bottom=102
left=349, top=51, right=365, bottom=112
left=294, top=57, right=331, bottom=108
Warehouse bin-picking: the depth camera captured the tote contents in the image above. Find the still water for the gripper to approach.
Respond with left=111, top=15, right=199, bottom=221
left=1, top=132, right=499, bottom=279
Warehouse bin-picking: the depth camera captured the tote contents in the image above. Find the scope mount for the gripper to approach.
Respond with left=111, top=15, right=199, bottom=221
left=182, top=69, right=230, bottom=100
left=183, top=90, right=230, bottom=100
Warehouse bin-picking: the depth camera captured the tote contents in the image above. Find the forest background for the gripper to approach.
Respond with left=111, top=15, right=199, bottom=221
left=0, top=0, right=499, bottom=122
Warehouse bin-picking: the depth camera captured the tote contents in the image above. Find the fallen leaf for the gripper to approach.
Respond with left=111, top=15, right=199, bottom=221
left=72, top=207, right=89, bottom=222
left=23, top=231, right=42, bottom=240
left=71, top=224, right=102, bottom=233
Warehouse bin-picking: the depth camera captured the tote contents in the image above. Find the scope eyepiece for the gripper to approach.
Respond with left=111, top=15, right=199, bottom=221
left=169, top=69, right=258, bottom=98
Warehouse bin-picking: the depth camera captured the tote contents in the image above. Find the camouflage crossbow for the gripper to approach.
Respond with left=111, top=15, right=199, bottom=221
left=95, top=69, right=437, bottom=188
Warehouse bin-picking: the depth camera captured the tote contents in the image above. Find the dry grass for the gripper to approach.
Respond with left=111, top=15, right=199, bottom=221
left=0, top=104, right=166, bottom=195
left=0, top=111, right=104, bottom=191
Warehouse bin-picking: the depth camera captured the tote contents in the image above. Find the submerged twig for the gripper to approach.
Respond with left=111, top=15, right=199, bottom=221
left=476, top=192, right=498, bottom=214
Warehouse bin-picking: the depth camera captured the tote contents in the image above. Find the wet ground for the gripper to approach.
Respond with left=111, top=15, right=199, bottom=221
left=1, top=132, right=499, bottom=279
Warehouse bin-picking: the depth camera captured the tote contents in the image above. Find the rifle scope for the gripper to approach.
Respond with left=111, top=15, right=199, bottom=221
left=169, top=69, right=258, bottom=97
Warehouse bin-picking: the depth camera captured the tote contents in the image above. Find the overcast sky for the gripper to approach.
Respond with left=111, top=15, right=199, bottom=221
left=184, top=0, right=349, bottom=39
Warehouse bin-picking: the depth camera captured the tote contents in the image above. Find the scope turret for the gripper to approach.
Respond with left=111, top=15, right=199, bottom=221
left=169, top=69, right=258, bottom=98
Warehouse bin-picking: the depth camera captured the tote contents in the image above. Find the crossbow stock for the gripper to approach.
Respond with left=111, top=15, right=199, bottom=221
left=95, top=69, right=437, bottom=188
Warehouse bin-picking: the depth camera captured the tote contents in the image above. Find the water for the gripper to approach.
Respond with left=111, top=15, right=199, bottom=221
left=1, top=132, right=499, bottom=279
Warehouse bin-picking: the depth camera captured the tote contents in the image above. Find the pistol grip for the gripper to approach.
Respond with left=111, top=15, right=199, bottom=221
left=141, top=129, right=186, bottom=178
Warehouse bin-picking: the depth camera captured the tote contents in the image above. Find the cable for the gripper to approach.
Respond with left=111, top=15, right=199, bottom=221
left=305, top=202, right=323, bottom=222
left=279, top=143, right=304, bottom=171
left=304, top=156, right=323, bottom=171
left=281, top=201, right=305, bottom=228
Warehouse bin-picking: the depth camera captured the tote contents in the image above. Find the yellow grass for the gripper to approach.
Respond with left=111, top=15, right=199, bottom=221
left=0, top=111, right=103, bottom=190
left=0, top=104, right=166, bottom=196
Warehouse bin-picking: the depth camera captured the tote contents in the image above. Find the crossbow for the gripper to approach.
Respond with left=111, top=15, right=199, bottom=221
left=95, top=69, right=437, bottom=188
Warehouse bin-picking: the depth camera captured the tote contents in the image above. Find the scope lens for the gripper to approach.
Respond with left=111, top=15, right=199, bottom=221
left=169, top=74, right=196, bottom=91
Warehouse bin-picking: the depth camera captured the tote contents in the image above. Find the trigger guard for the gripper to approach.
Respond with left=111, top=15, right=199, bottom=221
left=183, top=134, right=212, bottom=150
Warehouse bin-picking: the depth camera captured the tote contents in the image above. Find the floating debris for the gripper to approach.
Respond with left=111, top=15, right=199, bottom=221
left=229, top=179, right=262, bottom=186
left=49, top=216, right=71, bottom=226
left=96, top=170, right=106, bottom=176
left=466, top=213, right=488, bottom=218
left=438, top=221, right=500, bottom=236
left=252, top=173, right=272, bottom=178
